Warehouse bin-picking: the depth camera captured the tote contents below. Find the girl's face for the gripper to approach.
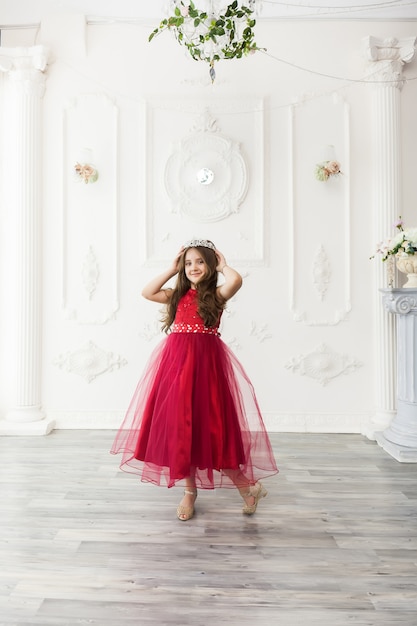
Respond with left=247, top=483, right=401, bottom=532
left=184, top=248, right=208, bottom=287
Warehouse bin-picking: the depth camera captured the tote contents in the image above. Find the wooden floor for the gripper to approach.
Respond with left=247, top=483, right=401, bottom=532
left=1, top=431, right=416, bottom=626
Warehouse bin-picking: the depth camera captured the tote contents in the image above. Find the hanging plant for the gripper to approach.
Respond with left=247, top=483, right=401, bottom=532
left=149, top=0, right=264, bottom=82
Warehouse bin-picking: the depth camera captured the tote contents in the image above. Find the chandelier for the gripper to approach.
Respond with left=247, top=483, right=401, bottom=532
left=149, top=0, right=263, bottom=82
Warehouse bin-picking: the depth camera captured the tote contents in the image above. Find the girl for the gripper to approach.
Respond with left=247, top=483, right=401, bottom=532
left=111, top=239, right=278, bottom=521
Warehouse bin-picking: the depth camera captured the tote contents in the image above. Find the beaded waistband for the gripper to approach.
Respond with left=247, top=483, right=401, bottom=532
left=171, top=322, right=220, bottom=335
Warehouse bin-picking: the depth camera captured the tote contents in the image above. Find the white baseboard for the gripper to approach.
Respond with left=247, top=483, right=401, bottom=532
left=48, top=411, right=124, bottom=430
left=263, top=412, right=373, bottom=434
left=45, top=410, right=373, bottom=434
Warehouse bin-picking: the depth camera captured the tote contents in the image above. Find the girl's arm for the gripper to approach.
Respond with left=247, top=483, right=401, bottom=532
left=141, top=249, right=183, bottom=303
left=215, top=250, right=243, bottom=301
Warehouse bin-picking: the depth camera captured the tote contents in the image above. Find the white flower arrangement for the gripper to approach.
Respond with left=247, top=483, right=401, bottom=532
left=315, top=160, right=342, bottom=182
left=149, top=0, right=263, bottom=82
left=372, top=218, right=417, bottom=262
left=74, top=162, right=99, bottom=184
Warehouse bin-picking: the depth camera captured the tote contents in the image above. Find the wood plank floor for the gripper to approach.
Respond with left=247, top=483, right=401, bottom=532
left=0, top=430, right=416, bottom=626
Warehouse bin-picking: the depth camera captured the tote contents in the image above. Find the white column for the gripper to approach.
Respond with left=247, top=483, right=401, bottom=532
left=0, top=47, right=54, bottom=435
left=362, top=36, right=416, bottom=439
left=377, top=290, right=417, bottom=461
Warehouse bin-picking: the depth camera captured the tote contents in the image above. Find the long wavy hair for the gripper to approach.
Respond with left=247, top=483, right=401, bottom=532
left=161, top=245, right=225, bottom=332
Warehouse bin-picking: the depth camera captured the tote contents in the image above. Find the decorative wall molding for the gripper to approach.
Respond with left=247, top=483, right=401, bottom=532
left=363, top=36, right=416, bottom=89
left=0, top=45, right=48, bottom=97
left=190, top=109, right=220, bottom=133
left=142, top=97, right=266, bottom=266
left=54, top=341, right=127, bottom=383
left=139, top=319, right=162, bottom=342
left=62, top=93, right=119, bottom=324
left=82, top=246, right=100, bottom=300
left=165, top=109, right=248, bottom=222
left=249, top=321, right=272, bottom=343
left=291, top=308, right=350, bottom=326
left=285, top=343, right=362, bottom=386
left=223, top=336, right=241, bottom=351
left=312, top=244, right=331, bottom=301
left=289, top=93, right=351, bottom=326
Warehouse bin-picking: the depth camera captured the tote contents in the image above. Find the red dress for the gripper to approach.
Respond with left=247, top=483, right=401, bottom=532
left=111, top=289, right=278, bottom=488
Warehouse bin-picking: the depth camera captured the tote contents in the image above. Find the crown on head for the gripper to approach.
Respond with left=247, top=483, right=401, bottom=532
left=183, top=239, right=216, bottom=251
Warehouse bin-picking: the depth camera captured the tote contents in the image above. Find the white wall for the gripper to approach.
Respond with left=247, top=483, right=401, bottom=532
left=1, top=16, right=417, bottom=432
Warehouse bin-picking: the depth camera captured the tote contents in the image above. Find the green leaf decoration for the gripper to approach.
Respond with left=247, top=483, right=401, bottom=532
left=148, top=2, right=262, bottom=82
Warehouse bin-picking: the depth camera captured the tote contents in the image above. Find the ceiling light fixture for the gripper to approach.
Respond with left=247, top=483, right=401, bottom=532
left=149, top=0, right=264, bottom=82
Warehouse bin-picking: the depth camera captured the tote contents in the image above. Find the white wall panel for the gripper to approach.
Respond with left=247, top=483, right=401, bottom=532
left=142, top=97, right=266, bottom=266
left=62, top=93, right=119, bottom=324
left=290, top=93, right=351, bottom=326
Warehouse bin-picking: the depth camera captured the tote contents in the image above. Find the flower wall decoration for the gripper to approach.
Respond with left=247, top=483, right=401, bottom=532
left=54, top=341, right=127, bottom=383
left=315, top=160, right=342, bottom=182
left=372, top=217, right=417, bottom=262
left=74, top=162, right=99, bottom=184
left=149, top=0, right=263, bottom=82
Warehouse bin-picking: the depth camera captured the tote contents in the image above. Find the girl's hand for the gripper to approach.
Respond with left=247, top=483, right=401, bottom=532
left=142, top=247, right=184, bottom=303
left=215, top=250, right=227, bottom=273
left=169, top=247, right=184, bottom=274
left=215, top=251, right=242, bottom=300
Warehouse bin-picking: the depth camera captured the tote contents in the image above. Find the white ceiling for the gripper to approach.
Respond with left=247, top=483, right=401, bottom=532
left=1, top=0, right=417, bottom=27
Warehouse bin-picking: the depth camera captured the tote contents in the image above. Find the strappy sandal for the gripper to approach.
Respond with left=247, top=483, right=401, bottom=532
left=240, top=482, right=267, bottom=515
left=177, top=489, right=197, bottom=521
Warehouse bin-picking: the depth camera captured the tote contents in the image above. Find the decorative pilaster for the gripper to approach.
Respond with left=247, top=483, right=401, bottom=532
left=377, top=290, right=417, bottom=462
left=362, top=36, right=416, bottom=438
left=0, top=47, right=54, bottom=435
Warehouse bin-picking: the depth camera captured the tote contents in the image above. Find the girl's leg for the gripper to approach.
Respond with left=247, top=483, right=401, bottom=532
left=223, top=469, right=267, bottom=514
left=223, top=469, right=255, bottom=504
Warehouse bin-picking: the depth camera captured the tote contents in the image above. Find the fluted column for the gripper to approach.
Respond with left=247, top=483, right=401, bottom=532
left=0, top=46, right=54, bottom=435
left=362, top=36, right=416, bottom=439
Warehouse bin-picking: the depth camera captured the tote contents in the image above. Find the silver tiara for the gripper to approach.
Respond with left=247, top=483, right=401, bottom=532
left=183, top=239, right=215, bottom=251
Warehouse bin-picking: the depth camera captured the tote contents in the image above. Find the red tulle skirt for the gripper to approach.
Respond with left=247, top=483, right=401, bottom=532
left=110, top=332, right=278, bottom=488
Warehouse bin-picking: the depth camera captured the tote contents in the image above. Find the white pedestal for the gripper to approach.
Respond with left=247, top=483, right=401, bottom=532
left=376, top=289, right=417, bottom=462
left=0, top=418, right=55, bottom=436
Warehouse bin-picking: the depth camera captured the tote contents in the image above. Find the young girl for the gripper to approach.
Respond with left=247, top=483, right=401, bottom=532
left=111, top=239, right=278, bottom=521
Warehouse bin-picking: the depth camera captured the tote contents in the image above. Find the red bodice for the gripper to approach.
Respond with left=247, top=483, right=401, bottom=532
left=171, top=289, right=221, bottom=335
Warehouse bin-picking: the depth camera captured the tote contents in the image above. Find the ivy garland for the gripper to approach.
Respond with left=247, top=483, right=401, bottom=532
left=149, top=1, right=263, bottom=82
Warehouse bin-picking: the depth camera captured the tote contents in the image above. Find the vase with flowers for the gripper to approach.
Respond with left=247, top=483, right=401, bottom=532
left=372, top=217, right=417, bottom=288
left=74, top=162, right=99, bottom=184
left=315, top=160, right=342, bottom=182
